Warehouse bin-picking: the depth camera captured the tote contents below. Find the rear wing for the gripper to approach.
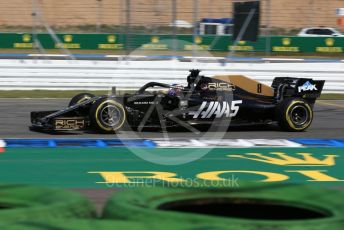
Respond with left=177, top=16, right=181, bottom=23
left=272, top=77, right=325, bottom=100
left=295, top=79, right=325, bottom=98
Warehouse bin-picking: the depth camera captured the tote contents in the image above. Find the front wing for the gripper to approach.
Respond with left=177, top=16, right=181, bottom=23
left=29, top=97, right=102, bottom=132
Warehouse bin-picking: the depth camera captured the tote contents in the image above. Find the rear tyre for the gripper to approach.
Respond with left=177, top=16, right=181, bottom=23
left=68, top=93, right=95, bottom=107
left=89, top=98, right=126, bottom=133
left=276, top=98, right=313, bottom=132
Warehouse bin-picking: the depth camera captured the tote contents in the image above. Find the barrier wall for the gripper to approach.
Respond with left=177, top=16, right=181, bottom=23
left=1, top=33, right=344, bottom=53
left=0, top=59, right=343, bottom=93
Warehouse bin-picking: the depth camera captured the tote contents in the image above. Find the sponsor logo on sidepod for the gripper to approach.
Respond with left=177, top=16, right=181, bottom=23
left=189, top=100, right=242, bottom=119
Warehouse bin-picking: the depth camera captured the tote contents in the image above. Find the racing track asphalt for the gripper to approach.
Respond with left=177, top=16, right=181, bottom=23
left=0, top=98, right=343, bottom=139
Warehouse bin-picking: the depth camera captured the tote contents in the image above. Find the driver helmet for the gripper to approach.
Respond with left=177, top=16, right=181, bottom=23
left=200, top=83, right=208, bottom=91
left=167, top=84, right=184, bottom=97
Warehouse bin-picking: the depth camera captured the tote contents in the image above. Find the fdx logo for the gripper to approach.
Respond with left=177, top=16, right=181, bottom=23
left=89, top=151, right=343, bottom=184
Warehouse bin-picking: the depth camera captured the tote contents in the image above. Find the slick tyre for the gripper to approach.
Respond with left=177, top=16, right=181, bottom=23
left=68, top=93, right=95, bottom=107
left=276, top=97, right=313, bottom=131
left=102, top=184, right=344, bottom=230
left=0, top=184, right=96, bottom=222
left=89, top=98, right=126, bottom=133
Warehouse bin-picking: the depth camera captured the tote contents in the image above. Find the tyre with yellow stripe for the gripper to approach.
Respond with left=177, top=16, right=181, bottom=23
left=276, top=97, right=313, bottom=131
left=68, top=93, right=95, bottom=107
left=90, top=98, right=126, bottom=133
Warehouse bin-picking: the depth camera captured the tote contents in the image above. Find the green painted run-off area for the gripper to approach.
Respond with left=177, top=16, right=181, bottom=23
left=0, top=147, right=343, bottom=188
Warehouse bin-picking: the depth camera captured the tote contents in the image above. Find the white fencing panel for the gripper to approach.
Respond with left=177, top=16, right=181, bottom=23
left=0, top=59, right=343, bottom=93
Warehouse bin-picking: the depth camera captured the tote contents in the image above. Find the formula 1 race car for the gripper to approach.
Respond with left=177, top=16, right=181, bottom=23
left=30, top=69, right=325, bottom=133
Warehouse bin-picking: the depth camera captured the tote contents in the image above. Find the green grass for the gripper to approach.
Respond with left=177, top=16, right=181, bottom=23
left=319, top=94, right=344, bottom=100
left=0, top=90, right=342, bottom=100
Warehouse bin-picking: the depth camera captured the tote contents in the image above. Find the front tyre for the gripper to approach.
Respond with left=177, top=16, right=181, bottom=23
left=276, top=98, right=313, bottom=132
left=69, top=93, right=95, bottom=107
left=90, top=98, right=126, bottom=133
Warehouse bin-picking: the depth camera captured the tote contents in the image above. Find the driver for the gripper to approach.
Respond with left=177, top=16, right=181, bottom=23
left=167, top=84, right=184, bottom=97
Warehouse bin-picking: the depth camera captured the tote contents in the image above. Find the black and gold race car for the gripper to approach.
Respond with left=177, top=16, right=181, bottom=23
left=30, top=69, right=324, bottom=133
